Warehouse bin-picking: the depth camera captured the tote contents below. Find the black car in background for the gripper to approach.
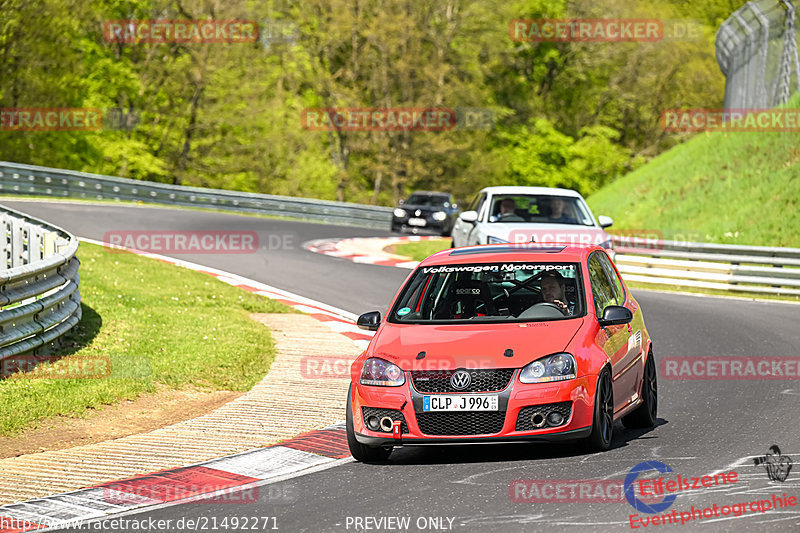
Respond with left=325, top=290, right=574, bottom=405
left=391, top=191, right=459, bottom=236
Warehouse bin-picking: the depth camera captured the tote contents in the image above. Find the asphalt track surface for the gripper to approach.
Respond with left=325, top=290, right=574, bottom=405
left=4, top=200, right=799, bottom=533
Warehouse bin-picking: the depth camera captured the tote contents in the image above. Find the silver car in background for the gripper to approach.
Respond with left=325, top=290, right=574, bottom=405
left=450, top=186, right=615, bottom=254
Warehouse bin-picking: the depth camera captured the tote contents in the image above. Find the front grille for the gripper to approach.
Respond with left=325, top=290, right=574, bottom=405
left=515, top=402, right=572, bottom=431
left=362, top=407, right=408, bottom=433
left=416, top=411, right=506, bottom=436
left=411, top=369, right=515, bottom=393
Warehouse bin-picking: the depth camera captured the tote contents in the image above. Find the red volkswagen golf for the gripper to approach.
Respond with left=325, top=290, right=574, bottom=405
left=346, top=244, right=656, bottom=462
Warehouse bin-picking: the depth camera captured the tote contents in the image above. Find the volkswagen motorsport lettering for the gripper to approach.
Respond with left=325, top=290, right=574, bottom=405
left=422, top=264, right=575, bottom=274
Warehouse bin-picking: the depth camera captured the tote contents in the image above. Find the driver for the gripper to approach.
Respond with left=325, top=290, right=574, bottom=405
left=540, top=271, right=573, bottom=315
left=496, top=198, right=524, bottom=222
left=547, top=197, right=577, bottom=224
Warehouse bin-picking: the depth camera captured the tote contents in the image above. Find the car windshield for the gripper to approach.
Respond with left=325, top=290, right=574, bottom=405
left=488, top=195, right=595, bottom=226
left=390, top=262, right=584, bottom=324
left=405, top=194, right=448, bottom=207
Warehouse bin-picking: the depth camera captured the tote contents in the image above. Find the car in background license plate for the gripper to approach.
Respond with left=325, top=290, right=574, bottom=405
left=408, top=218, right=427, bottom=227
left=423, top=395, right=499, bottom=411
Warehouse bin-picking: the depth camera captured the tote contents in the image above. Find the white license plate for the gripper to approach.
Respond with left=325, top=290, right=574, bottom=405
left=423, top=395, right=499, bottom=412
left=408, top=218, right=427, bottom=227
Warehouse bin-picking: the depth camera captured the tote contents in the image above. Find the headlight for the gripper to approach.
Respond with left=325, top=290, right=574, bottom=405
left=360, top=357, right=405, bottom=387
left=488, top=236, right=509, bottom=244
left=432, top=211, right=447, bottom=221
left=393, top=208, right=407, bottom=218
left=519, top=353, right=577, bottom=383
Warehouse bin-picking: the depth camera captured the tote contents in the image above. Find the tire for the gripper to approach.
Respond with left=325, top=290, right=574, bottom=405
left=622, top=350, right=658, bottom=429
left=346, top=385, right=393, bottom=462
left=584, top=368, right=614, bottom=452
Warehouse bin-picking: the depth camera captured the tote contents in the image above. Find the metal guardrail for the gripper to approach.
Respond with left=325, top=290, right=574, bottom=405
left=1, top=161, right=798, bottom=297
left=613, top=237, right=800, bottom=296
left=0, top=161, right=393, bottom=229
left=0, top=205, right=81, bottom=362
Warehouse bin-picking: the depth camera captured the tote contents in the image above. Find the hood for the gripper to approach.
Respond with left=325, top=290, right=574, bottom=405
left=486, top=224, right=610, bottom=246
left=369, top=319, right=585, bottom=370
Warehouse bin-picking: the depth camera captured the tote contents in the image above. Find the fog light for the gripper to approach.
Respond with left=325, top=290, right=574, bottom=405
left=547, top=412, right=564, bottom=426
left=366, top=416, right=380, bottom=431
left=531, top=412, right=546, bottom=428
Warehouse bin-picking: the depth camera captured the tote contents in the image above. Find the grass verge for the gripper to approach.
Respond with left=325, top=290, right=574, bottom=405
left=390, top=238, right=451, bottom=261
left=587, top=94, right=800, bottom=248
left=0, top=241, right=295, bottom=436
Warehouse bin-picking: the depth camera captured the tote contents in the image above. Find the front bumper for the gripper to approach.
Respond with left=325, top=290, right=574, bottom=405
left=391, top=215, right=447, bottom=232
left=351, top=372, right=596, bottom=446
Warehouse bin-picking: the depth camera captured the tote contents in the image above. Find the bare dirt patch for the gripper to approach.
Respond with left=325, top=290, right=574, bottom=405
left=0, top=386, right=242, bottom=459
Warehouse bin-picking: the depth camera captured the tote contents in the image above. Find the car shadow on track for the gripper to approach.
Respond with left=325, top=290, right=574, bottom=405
left=380, top=418, right=669, bottom=465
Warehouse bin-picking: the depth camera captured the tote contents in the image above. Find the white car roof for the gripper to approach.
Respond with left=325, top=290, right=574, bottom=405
left=478, top=186, right=584, bottom=198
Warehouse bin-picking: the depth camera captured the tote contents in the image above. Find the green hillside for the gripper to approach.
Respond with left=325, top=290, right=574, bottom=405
left=587, top=97, right=800, bottom=248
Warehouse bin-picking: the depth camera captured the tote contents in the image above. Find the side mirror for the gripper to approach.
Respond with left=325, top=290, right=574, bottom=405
left=598, top=305, right=633, bottom=327
left=452, top=203, right=458, bottom=210
left=398, top=199, right=405, bottom=206
left=357, top=311, right=381, bottom=331
left=459, top=210, right=478, bottom=223
left=598, top=215, right=614, bottom=229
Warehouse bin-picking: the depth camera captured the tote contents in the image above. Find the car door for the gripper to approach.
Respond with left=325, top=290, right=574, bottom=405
left=466, top=193, right=488, bottom=246
left=453, top=193, right=485, bottom=247
left=598, top=251, right=644, bottom=402
left=587, top=252, right=635, bottom=413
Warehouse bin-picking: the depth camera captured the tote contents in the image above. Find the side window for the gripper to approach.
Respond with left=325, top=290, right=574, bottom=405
left=588, top=255, right=616, bottom=317
left=596, top=252, right=625, bottom=304
left=467, top=194, right=480, bottom=212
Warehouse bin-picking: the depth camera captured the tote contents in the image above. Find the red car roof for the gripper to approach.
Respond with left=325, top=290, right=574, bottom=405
left=420, top=243, right=601, bottom=266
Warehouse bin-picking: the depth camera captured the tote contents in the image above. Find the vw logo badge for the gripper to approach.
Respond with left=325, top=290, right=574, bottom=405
left=415, top=209, right=422, bottom=217
left=450, top=370, right=471, bottom=390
